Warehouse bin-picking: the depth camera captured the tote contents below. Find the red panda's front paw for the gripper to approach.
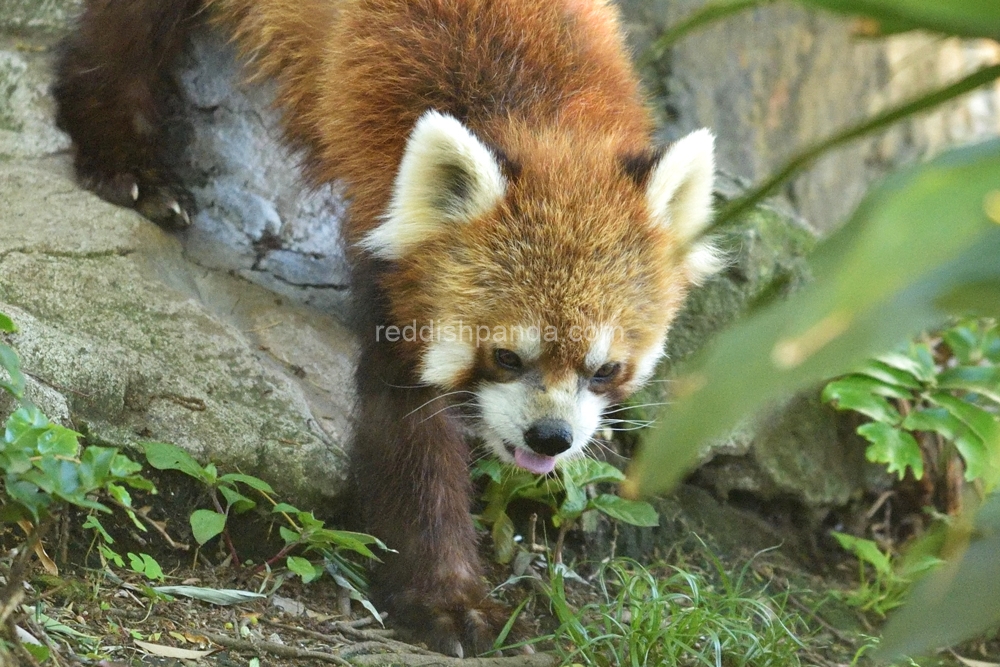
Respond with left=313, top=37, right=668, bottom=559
left=390, top=590, right=510, bottom=658
left=77, top=168, right=193, bottom=230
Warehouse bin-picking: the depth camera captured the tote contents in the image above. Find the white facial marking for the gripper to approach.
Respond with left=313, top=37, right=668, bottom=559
left=584, top=324, right=617, bottom=371
left=419, top=339, right=476, bottom=388
left=359, top=110, right=506, bottom=260
left=627, top=337, right=667, bottom=393
left=512, top=324, right=543, bottom=363
left=476, top=375, right=609, bottom=465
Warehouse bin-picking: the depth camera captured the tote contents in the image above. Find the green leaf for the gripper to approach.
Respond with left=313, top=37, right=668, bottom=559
left=272, top=502, right=300, bottom=514
left=0, top=343, right=24, bottom=399
left=854, top=360, right=922, bottom=390
left=559, top=466, right=587, bottom=521
left=936, top=279, right=1000, bottom=317
left=110, top=453, right=144, bottom=479
left=83, top=514, right=114, bottom=544
left=588, top=494, right=659, bottom=527
left=795, top=0, right=1000, bottom=41
left=190, top=509, right=227, bottom=545
left=492, top=511, right=517, bottom=565
left=142, top=441, right=206, bottom=481
left=219, top=485, right=256, bottom=514
left=286, top=556, right=322, bottom=583
left=99, top=543, right=125, bottom=567
left=560, top=457, right=625, bottom=486
left=904, top=408, right=992, bottom=484
left=630, top=140, right=1000, bottom=496
left=943, top=325, right=981, bottom=365
left=79, top=446, right=117, bottom=491
left=832, top=532, right=892, bottom=575
left=644, top=0, right=778, bottom=61
left=128, top=552, right=165, bottom=581
left=218, top=473, right=274, bottom=493
left=470, top=458, right=504, bottom=483
left=0, top=312, right=15, bottom=333
left=821, top=383, right=902, bottom=424
left=22, top=644, right=50, bottom=663
left=938, top=366, right=1000, bottom=404
left=877, top=492, right=1000, bottom=660
left=931, top=392, right=1000, bottom=445
left=857, top=422, right=923, bottom=480
left=878, top=351, right=935, bottom=384
left=279, top=526, right=301, bottom=545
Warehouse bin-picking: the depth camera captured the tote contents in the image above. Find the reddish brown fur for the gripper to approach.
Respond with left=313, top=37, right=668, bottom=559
left=54, top=0, right=702, bottom=655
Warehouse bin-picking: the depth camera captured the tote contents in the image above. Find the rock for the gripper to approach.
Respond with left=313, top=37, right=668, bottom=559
left=629, top=189, right=868, bottom=513
left=0, top=162, right=354, bottom=505
left=692, top=393, right=869, bottom=509
left=664, top=186, right=816, bottom=368
left=0, top=0, right=79, bottom=35
left=167, top=28, right=353, bottom=317
left=618, top=0, right=1000, bottom=233
left=0, top=35, right=71, bottom=159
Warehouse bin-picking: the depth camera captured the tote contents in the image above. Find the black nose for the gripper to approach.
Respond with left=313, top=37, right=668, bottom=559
left=524, top=419, right=573, bottom=457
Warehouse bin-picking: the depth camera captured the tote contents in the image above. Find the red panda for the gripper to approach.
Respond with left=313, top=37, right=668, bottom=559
left=53, top=0, right=721, bottom=656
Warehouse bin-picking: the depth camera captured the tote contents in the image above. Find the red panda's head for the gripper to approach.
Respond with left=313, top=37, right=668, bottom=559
left=360, top=111, right=721, bottom=474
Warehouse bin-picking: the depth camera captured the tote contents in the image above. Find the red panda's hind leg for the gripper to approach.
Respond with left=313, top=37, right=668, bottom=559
left=53, top=0, right=200, bottom=229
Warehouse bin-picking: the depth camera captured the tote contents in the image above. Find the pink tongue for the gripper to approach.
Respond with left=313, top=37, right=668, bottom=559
left=514, top=448, right=557, bottom=475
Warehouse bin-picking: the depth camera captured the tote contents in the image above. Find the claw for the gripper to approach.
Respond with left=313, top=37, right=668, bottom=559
left=131, top=182, right=139, bottom=201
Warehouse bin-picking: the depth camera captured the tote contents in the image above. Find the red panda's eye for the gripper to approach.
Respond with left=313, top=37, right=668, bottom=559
left=494, top=348, right=523, bottom=371
left=592, top=362, right=621, bottom=382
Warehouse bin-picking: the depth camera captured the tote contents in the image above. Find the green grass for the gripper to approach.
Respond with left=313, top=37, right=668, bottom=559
left=532, top=557, right=810, bottom=667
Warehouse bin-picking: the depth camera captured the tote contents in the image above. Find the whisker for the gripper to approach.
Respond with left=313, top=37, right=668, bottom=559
left=403, top=390, right=477, bottom=418
left=601, top=401, right=671, bottom=415
left=420, top=400, right=479, bottom=423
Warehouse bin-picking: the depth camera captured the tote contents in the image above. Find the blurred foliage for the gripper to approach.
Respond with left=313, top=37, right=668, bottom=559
left=634, top=0, right=1000, bottom=659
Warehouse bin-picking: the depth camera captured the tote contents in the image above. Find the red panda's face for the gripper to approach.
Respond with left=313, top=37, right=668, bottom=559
left=361, top=111, right=720, bottom=474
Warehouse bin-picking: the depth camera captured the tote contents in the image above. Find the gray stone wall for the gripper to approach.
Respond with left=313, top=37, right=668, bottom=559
left=618, top=0, right=1000, bottom=232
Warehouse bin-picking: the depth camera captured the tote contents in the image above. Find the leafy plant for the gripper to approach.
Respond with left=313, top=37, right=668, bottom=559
left=823, top=319, right=1000, bottom=497
left=474, top=458, right=658, bottom=565
left=632, top=0, right=1000, bottom=658
left=532, top=557, right=808, bottom=667
left=0, top=310, right=153, bottom=658
left=141, top=441, right=385, bottom=616
left=831, top=532, right=941, bottom=617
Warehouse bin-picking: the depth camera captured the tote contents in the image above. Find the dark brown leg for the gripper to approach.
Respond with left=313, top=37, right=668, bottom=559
left=351, top=343, right=506, bottom=657
left=53, top=0, right=201, bottom=228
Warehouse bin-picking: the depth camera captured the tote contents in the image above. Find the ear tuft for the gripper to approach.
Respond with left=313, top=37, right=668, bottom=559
left=646, top=128, right=723, bottom=281
left=360, top=111, right=506, bottom=260
left=646, top=128, right=715, bottom=243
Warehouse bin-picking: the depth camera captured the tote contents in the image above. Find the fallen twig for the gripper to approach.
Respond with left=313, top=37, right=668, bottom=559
left=347, top=654, right=558, bottom=667
left=107, top=498, right=190, bottom=551
left=261, top=617, right=437, bottom=656
left=202, top=631, right=353, bottom=666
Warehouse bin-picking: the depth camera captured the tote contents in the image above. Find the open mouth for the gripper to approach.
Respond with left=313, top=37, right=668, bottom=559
left=504, top=443, right=557, bottom=475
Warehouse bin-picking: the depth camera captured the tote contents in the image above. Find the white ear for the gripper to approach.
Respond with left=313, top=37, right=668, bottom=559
left=646, top=128, right=722, bottom=283
left=360, top=111, right=507, bottom=260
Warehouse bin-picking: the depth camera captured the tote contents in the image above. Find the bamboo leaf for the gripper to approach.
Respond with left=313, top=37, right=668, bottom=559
left=797, top=0, right=1000, bottom=40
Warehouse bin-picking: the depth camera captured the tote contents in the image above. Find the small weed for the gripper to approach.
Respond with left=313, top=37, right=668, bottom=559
left=830, top=532, right=941, bottom=618
left=529, top=556, right=809, bottom=667
left=474, top=457, right=658, bottom=565
left=141, top=440, right=386, bottom=618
